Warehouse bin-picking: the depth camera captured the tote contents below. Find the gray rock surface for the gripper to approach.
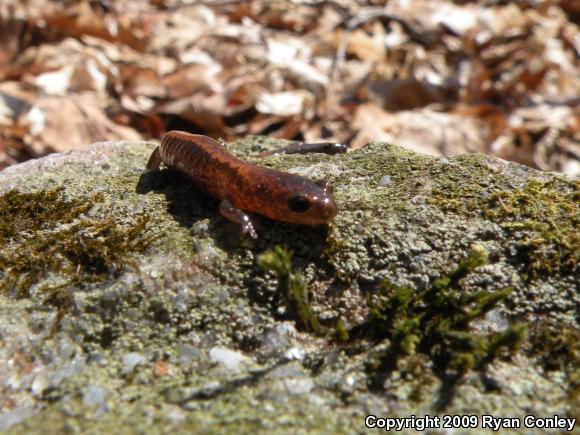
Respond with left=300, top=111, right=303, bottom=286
left=0, top=137, right=577, bottom=434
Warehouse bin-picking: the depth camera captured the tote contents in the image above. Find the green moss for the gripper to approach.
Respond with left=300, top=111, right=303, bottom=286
left=425, top=154, right=504, bottom=214
left=365, top=246, right=526, bottom=393
left=334, top=318, right=349, bottom=342
left=431, top=174, right=579, bottom=278
left=528, top=325, right=580, bottom=420
left=0, top=189, right=154, bottom=302
left=0, top=188, right=96, bottom=243
left=484, top=179, right=579, bottom=276
left=257, top=245, right=321, bottom=334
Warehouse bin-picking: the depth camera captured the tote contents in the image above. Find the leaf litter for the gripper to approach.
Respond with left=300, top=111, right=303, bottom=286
left=0, top=0, right=577, bottom=174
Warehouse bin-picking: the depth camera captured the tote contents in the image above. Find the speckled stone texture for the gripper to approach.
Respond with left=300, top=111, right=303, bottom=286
left=0, top=137, right=577, bottom=434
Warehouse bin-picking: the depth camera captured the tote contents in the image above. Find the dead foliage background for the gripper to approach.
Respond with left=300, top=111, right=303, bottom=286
left=0, top=0, right=578, bottom=175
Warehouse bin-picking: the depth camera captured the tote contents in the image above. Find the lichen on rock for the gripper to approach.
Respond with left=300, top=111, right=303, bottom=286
left=0, top=137, right=577, bottom=433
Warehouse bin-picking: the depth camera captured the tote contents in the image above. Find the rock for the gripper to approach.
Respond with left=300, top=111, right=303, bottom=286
left=209, top=347, right=249, bottom=373
left=0, top=407, right=33, bottom=432
left=0, top=137, right=577, bottom=433
left=82, top=386, right=108, bottom=414
left=260, top=322, right=297, bottom=356
left=122, top=353, right=146, bottom=374
left=284, top=378, right=313, bottom=396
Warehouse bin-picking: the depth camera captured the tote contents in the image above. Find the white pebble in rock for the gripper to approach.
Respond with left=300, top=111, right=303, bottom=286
left=83, top=385, right=108, bottom=413
left=378, top=175, right=391, bottom=186
left=122, top=353, right=146, bottom=374
left=284, top=347, right=305, bottom=361
left=0, top=407, right=33, bottom=431
left=31, top=372, right=49, bottom=397
left=209, top=347, right=248, bottom=373
left=284, top=378, right=314, bottom=396
left=57, top=337, right=76, bottom=361
left=261, top=322, right=296, bottom=353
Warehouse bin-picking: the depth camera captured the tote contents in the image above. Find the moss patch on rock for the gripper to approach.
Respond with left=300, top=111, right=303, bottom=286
left=0, top=188, right=154, bottom=302
left=257, top=245, right=321, bottom=334
left=364, top=247, right=526, bottom=400
left=484, top=178, right=579, bottom=276
left=0, top=139, right=578, bottom=434
left=527, top=324, right=580, bottom=420
left=431, top=171, right=579, bottom=278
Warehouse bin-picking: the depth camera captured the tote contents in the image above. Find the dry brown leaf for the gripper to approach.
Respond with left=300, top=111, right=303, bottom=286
left=491, top=105, right=580, bottom=176
left=366, top=78, right=444, bottom=111
left=18, top=93, right=141, bottom=154
left=163, top=63, right=223, bottom=99
left=248, top=1, right=322, bottom=33
left=82, top=36, right=176, bottom=75
left=265, top=38, right=329, bottom=93
left=14, top=38, right=118, bottom=95
left=352, top=102, right=489, bottom=157
left=0, top=17, right=24, bottom=80
left=0, top=82, right=36, bottom=127
left=122, top=67, right=166, bottom=99
left=157, top=93, right=228, bottom=137
left=347, top=25, right=386, bottom=62
left=256, top=90, right=313, bottom=117
left=41, top=1, right=147, bottom=50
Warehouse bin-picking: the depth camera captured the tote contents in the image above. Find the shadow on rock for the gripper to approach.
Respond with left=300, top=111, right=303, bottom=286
left=136, top=168, right=332, bottom=257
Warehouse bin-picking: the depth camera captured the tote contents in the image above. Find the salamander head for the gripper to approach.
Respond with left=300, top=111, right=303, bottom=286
left=283, top=179, right=338, bottom=225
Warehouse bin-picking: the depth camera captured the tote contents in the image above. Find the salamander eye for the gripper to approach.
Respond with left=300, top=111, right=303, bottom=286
left=287, top=195, right=311, bottom=213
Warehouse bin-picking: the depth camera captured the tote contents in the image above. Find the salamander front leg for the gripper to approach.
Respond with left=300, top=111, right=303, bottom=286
left=219, top=199, right=258, bottom=239
left=146, top=146, right=162, bottom=171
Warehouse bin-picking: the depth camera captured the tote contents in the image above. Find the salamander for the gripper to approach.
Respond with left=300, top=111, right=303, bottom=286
left=146, top=131, right=338, bottom=239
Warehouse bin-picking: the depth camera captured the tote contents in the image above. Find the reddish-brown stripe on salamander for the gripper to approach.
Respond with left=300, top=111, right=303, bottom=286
left=146, top=131, right=338, bottom=239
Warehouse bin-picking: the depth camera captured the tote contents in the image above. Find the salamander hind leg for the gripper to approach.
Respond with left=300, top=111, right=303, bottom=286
left=146, top=146, right=162, bottom=171
left=137, top=146, right=165, bottom=193
left=219, top=199, right=258, bottom=239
